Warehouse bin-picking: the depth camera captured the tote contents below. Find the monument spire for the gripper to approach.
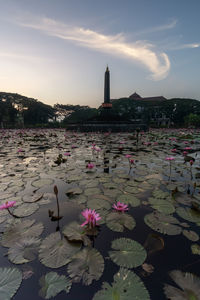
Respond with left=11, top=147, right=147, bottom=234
left=102, top=65, right=112, bottom=108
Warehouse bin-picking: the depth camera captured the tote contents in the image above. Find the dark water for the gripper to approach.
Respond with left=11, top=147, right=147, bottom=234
left=0, top=130, right=200, bottom=300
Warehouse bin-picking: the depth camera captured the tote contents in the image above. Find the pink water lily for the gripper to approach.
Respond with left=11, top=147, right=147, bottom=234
left=81, top=208, right=101, bottom=227
left=64, top=152, right=71, bottom=156
left=171, top=148, right=177, bottom=153
left=113, top=201, right=129, bottom=212
left=0, top=201, right=16, bottom=210
left=125, top=154, right=131, bottom=158
left=86, top=163, right=95, bottom=169
left=165, top=157, right=175, bottom=161
left=130, top=159, right=135, bottom=164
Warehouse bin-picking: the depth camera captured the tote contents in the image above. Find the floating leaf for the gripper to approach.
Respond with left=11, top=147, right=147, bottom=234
left=8, top=237, right=40, bottom=264
left=39, top=272, right=71, bottom=299
left=109, top=238, right=146, bottom=268
left=176, top=207, right=200, bottom=223
left=32, top=178, right=54, bottom=188
left=39, top=232, right=81, bottom=268
left=87, top=198, right=111, bottom=210
left=66, top=187, right=83, bottom=197
left=13, top=203, right=39, bottom=217
left=22, top=193, right=43, bottom=203
left=0, top=267, right=22, bottom=300
left=191, top=244, right=200, bottom=255
left=117, top=194, right=140, bottom=207
left=183, top=230, right=199, bottom=242
left=149, top=197, right=175, bottom=214
left=93, top=268, right=150, bottom=300
left=62, top=221, right=91, bottom=246
left=143, top=233, right=165, bottom=255
left=144, top=212, right=182, bottom=235
left=1, top=219, right=43, bottom=247
left=164, top=270, right=200, bottom=300
left=67, top=247, right=104, bottom=285
left=84, top=188, right=102, bottom=196
left=106, top=212, right=136, bottom=232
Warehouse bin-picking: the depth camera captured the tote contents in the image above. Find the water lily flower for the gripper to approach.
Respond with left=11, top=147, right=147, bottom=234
left=17, top=148, right=23, bottom=153
left=130, top=159, right=135, bottom=164
left=113, top=201, right=129, bottom=212
left=165, top=157, right=175, bottom=161
left=184, top=147, right=192, bottom=150
left=64, top=152, right=71, bottom=156
left=0, top=201, right=16, bottom=210
left=81, top=208, right=101, bottom=227
left=171, top=148, right=177, bottom=153
left=183, top=151, right=188, bottom=156
left=190, top=160, right=194, bottom=165
left=125, top=154, right=131, bottom=158
left=87, top=163, right=95, bottom=169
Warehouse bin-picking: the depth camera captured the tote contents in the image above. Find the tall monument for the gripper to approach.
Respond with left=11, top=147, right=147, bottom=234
left=102, top=66, right=112, bottom=109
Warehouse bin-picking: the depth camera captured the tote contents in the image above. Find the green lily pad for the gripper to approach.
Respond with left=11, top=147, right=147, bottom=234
left=62, top=221, right=91, bottom=246
left=92, top=268, right=150, bottom=300
left=124, top=186, right=140, bottom=194
left=144, top=212, right=182, bottom=235
left=106, top=212, right=136, bottom=232
left=116, top=194, right=140, bottom=207
left=1, top=219, right=44, bottom=247
left=0, top=267, right=22, bottom=300
left=149, top=197, right=175, bottom=214
left=176, top=207, right=200, bottom=223
left=32, top=178, right=54, bottom=188
left=191, top=244, right=200, bottom=255
left=39, top=232, right=81, bottom=268
left=183, top=230, right=199, bottom=242
left=84, top=188, right=102, bottom=196
left=67, top=247, right=104, bottom=285
left=8, top=237, right=41, bottom=264
left=109, top=238, right=147, bottom=268
left=13, top=203, right=39, bottom=217
left=164, top=270, right=200, bottom=300
left=87, top=198, right=111, bottom=210
left=66, top=187, right=83, bottom=197
left=39, top=272, right=71, bottom=299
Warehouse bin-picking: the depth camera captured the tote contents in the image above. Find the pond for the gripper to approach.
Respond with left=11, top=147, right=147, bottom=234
left=0, top=128, right=200, bottom=300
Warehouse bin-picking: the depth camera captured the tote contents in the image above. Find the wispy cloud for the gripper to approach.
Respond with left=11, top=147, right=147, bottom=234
left=168, top=43, right=200, bottom=50
left=134, top=20, right=177, bottom=36
left=18, top=16, right=170, bottom=80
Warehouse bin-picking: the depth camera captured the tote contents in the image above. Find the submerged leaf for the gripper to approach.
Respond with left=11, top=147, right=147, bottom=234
left=109, top=238, right=147, bottom=268
left=191, top=244, right=200, bottom=255
left=39, top=272, right=71, bottom=299
left=39, top=232, right=81, bottom=268
left=0, top=267, right=22, bottom=300
left=93, top=268, right=150, bottom=300
left=67, top=247, right=104, bottom=285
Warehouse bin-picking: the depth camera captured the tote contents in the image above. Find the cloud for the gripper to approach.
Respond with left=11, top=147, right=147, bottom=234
left=168, top=43, right=200, bottom=50
left=134, top=20, right=177, bottom=36
left=18, top=16, right=170, bottom=80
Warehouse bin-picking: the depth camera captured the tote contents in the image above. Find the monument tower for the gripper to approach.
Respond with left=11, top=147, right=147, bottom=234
left=102, top=66, right=112, bottom=109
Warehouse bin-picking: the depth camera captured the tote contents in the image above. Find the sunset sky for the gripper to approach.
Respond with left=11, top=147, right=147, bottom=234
left=0, top=0, right=200, bottom=107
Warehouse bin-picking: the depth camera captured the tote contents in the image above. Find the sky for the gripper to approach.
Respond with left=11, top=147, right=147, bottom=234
left=0, top=0, right=200, bottom=108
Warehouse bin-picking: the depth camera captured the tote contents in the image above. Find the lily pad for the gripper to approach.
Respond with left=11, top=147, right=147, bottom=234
left=183, top=230, right=199, bottom=242
left=106, top=212, right=136, bottom=232
left=67, top=247, right=104, bottom=285
left=191, top=244, right=200, bottom=255
left=8, top=237, right=41, bottom=264
left=32, top=178, right=54, bottom=188
left=39, top=232, right=81, bottom=268
left=117, top=194, right=140, bottom=207
left=87, top=198, right=111, bottom=210
left=149, top=197, right=175, bottom=214
left=62, top=221, right=91, bottom=246
left=144, top=212, right=182, bottom=235
left=84, top=188, right=102, bottom=196
left=109, top=238, right=146, bottom=268
left=164, top=270, right=200, bottom=300
left=39, top=272, right=71, bottom=299
left=176, top=207, right=200, bottom=223
left=13, top=203, right=39, bottom=217
left=92, top=268, right=150, bottom=300
left=0, top=267, right=22, bottom=300
left=1, top=219, right=44, bottom=247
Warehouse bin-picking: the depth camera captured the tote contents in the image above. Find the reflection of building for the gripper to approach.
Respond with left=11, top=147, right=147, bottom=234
left=102, top=66, right=112, bottom=109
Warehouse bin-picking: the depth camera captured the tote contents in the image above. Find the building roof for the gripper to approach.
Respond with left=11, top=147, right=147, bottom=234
left=142, top=96, right=166, bottom=102
left=129, top=92, right=142, bottom=100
